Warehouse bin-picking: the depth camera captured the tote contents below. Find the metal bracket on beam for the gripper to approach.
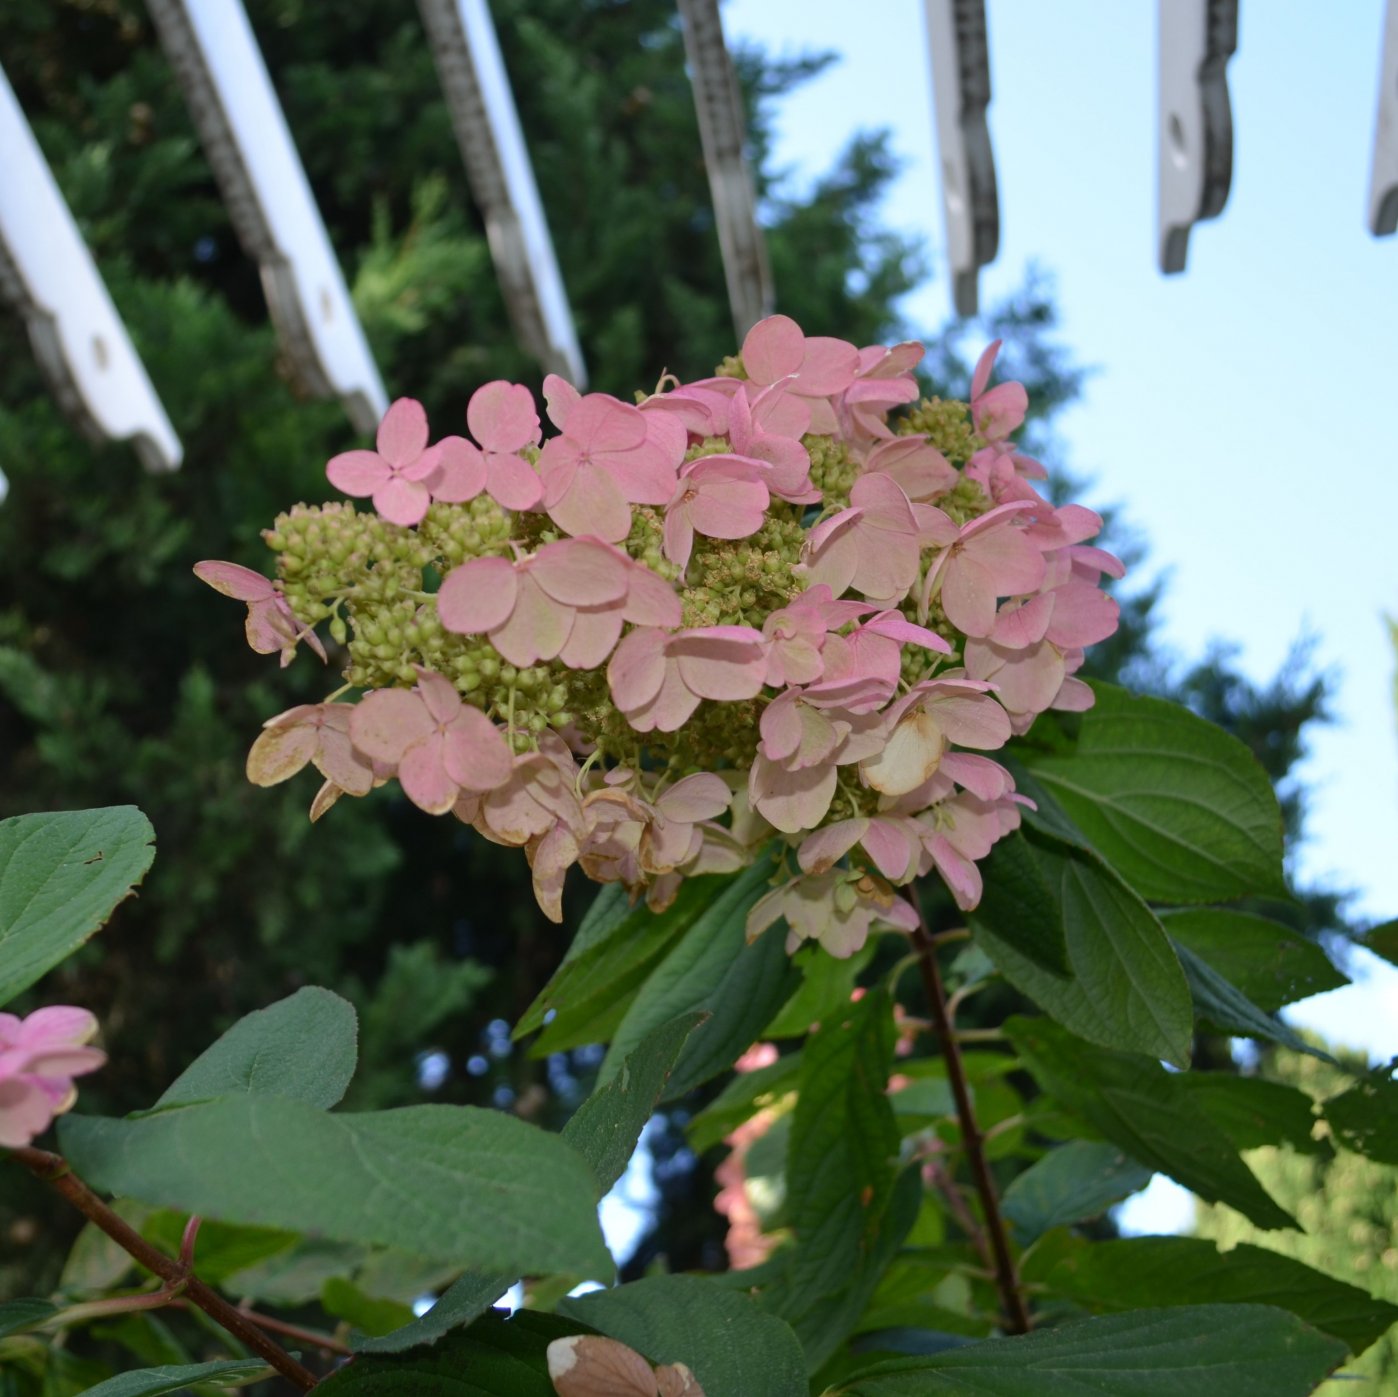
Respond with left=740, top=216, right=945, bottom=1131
left=1369, top=0, right=1398, bottom=236
left=677, top=0, right=773, bottom=341
left=145, top=0, right=387, bottom=433
left=924, top=0, right=998, bottom=317
left=1158, top=0, right=1239, bottom=273
left=0, top=64, right=182, bottom=485
left=418, top=0, right=585, bottom=386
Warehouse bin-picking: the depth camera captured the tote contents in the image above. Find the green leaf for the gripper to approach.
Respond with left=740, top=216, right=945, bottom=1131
left=322, top=1277, right=415, bottom=1339
left=1324, top=1064, right=1398, bottom=1163
left=688, top=1050, right=802, bottom=1153
left=1161, top=908, right=1346, bottom=1011
left=156, top=986, right=358, bottom=1110
left=1172, top=941, right=1333, bottom=1061
left=317, top=1309, right=581, bottom=1395
left=1006, top=1017, right=1295, bottom=1230
left=968, top=831, right=1069, bottom=975
left=60, top=1097, right=612, bottom=1280
left=357, top=1014, right=703, bottom=1354
left=1179, top=1074, right=1330, bottom=1156
left=1000, top=1141, right=1152, bottom=1243
left=599, top=853, right=799, bottom=1100
left=517, top=873, right=725, bottom=1045
left=0, top=1299, right=56, bottom=1338
left=1018, top=683, right=1287, bottom=903
left=973, top=836, right=1194, bottom=1067
left=560, top=1275, right=807, bottom=1397
left=763, top=989, right=914, bottom=1366
left=826, top=1305, right=1346, bottom=1395
left=79, top=1360, right=272, bottom=1396
left=764, top=943, right=875, bottom=1038
left=139, top=1211, right=299, bottom=1282
left=1025, top=1236, right=1398, bottom=1356
left=0, top=807, right=155, bottom=1006
left=1361, top=917, right=1398, bottom=969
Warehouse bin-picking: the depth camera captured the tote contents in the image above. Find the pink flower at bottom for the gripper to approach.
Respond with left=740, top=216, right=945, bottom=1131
left=0, top=1007, right=106, bottom=1148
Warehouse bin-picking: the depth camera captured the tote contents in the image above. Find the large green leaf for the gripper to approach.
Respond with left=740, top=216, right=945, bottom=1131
left=1006, top=1018, right=1294, bottom=1230
left=825, top=1305, right=1346, bottom=1395
left=1179, top=1074, right=1330, bottom=1157
left=967, top=831, right=1069, bottom=975
left=60, top=1097, right=612, bottom=1280
left=1324, top=1065, right=1398, bottom=1163
left=1025, top=1236, right=1398, bottom=1357
left=765, top=943, right=876, bottom=1038
left=764, top=989, right=912, bottom=1366
left=1161, top=908, right=1346, bottom=1011
left=973, top=835, right=1194, bottom=1067
left=79, top=1360, right=272, bottom=1396
left=0, top=807, right=155, bottom=1006
left=1000, top=1140, right=1152, bottom=1243
left=156, top=986, right=358, bottom=1109
left=357, top=1014, right=704, bottom=1354
left=599, top=852, right=798, bottom=1100
left=1018, top=683, right=1286, bottom=903
left=317, top=1309, right=579, bottom=1395
left=1172, top=941, right=1332, bottom=1061
left=560, top=1275, right=807, bottom=1397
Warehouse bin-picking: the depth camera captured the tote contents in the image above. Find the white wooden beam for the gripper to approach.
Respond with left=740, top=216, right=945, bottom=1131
left=1369, top=0, right=1398, bottom=236
left=1158, top=0, right=1239, bottom=273
left=0, top=64, right=182, bottom=495
left=418, top=0, right=585, bottom=386
left=145, top=0, right=387, bottom=433
left=677, top=0, right=773, bottom=340
left=924, top=0, right=998, bottom=317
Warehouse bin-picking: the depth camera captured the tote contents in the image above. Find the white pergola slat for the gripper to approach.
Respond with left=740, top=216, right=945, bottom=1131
left=923, top=0, right=999, bottom=317
left=677, top=0, right=773, bottom=340
left=0, top=63, right=182, bottom=492
left=418, top=0, right=586, bottom=386
left=1369, top=0, right=1398, bottom=236
left=1157, top=0, right=1239, bottom=273
left=144, top=0, right=387, bottom=433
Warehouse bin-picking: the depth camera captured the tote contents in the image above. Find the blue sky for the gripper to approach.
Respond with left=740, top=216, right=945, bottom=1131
left=725, top=0, right=1398, bottom=1061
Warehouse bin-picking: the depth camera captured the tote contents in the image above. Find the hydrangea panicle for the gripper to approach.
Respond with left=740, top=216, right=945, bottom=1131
left=199, top=319, right=1122, bottom=954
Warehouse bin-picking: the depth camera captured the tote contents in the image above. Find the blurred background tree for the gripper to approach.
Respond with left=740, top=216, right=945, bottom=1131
left=0, top=0, right=1345, bottom=1299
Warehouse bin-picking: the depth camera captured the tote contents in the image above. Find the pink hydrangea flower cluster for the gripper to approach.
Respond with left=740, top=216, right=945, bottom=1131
left=198, top=317, right=1122, bottom=957
left=0, top=1006, right=106, bottom=1148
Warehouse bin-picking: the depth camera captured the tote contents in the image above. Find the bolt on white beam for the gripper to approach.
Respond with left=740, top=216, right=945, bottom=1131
left=923, top=0, right=999, bottom=318
left=1369, top=0, right=1398, bottom=235
left=418, top=0, right=586, bottom=387
left=677, top=0, right=773, bottom=341
left=1158, top=0, right=1239, bottom=274
left=0, top=63, right=182, bottom=486
left=145, top=0, right=387, bottom=434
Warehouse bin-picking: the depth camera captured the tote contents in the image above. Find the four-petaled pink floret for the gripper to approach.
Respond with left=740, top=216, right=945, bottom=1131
left=0, top=1006, right=106, bottom=1148
left=326, top=398, right=445, bottom=527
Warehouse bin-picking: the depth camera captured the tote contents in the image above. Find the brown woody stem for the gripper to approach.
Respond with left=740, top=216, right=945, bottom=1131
left=901, top=886, right=1032, bottom=1334
left=9, top=1146, right=319, bottom=1390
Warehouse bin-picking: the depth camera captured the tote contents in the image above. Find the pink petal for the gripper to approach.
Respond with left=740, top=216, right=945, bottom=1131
left=663, top=506, right=695, bottom=572
left=862, top=818, right=919, bottom=880
left=438, top=557, right=519, bottom=634
left=442, top=706, right=513, bottom=792
left=350, top=688, right=435, bottom=764
left=485, top=452, right=544, bottom=510
left=748, top=755, right=837, bottom=833
left=1044, top=582, right=1120, bottom=648
left=627, top=663, right=702, bottom=732
left=468, top=380, right=539, bottom=454
left=530, top=538, right=629, bottom=606
left=991, top=592, right=1054, bottom=649
left=376, top=398, right=430, bottom=467
left=686, top=476, right=768, bottom=539
left=670, top=627, right=767, bottom=701
left=607, top=627, right=669, bottom=712
left=16, top=1007, right=98, bottom=1048
left=866, top=610, right=951, bottom=653
left=797, top=335, right=859, bottom=395
left=623, top=564, right=682, bottom=627
left=430, top=437, right=487, bottom=503
left=941, top=557, right=999, bottom=638
left=970, top=340, right=1002, bottom=402
left=0, top=1080, right=59, bottom=1149
left=193, top=560, right=275, bottom=601
left=489, top=573, right=571, bottom=666
left=568, top=394, right=647, bottom=452
left=939, top=752, right=1015, bottom=800
left=656, top=772, right=731, bottom=822
left=372, top=475, right=431, bottom=527
left=545, top=461, right=632, bottom=543
left=861, top=711, right=947, bottom=796
left=798, top=819, right=868, bottom=874
left=742, top=314, right=805, bottom=384
left=1052, top=676, right=1096, bottom=712
left=326, top=449, right=389, bottom=498
left=415, top=668, right=462, bottom=726
left=932, top=693, right=1013, bottom=749
left=558, top=605, right=625, bottom=669
left=542, top=373, right=582, bottom=430
left=397, top=736, right=459, bottom=814
left=246, top=722, right=318, bottom=786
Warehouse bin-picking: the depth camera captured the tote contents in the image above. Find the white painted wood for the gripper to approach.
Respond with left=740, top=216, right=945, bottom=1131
left=677, top=0, right=773, bottom=340
left=418, top=0, right=585, bottom=386
left=145, top=0, right=386, bottom=432
left=923, top=0, right=998, bottom=317
left=0, top=64, right=182, bottom=488
left=1369, top=0, right=1398, bottom=235
left=1158, top=0, right=1239, bottom=273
